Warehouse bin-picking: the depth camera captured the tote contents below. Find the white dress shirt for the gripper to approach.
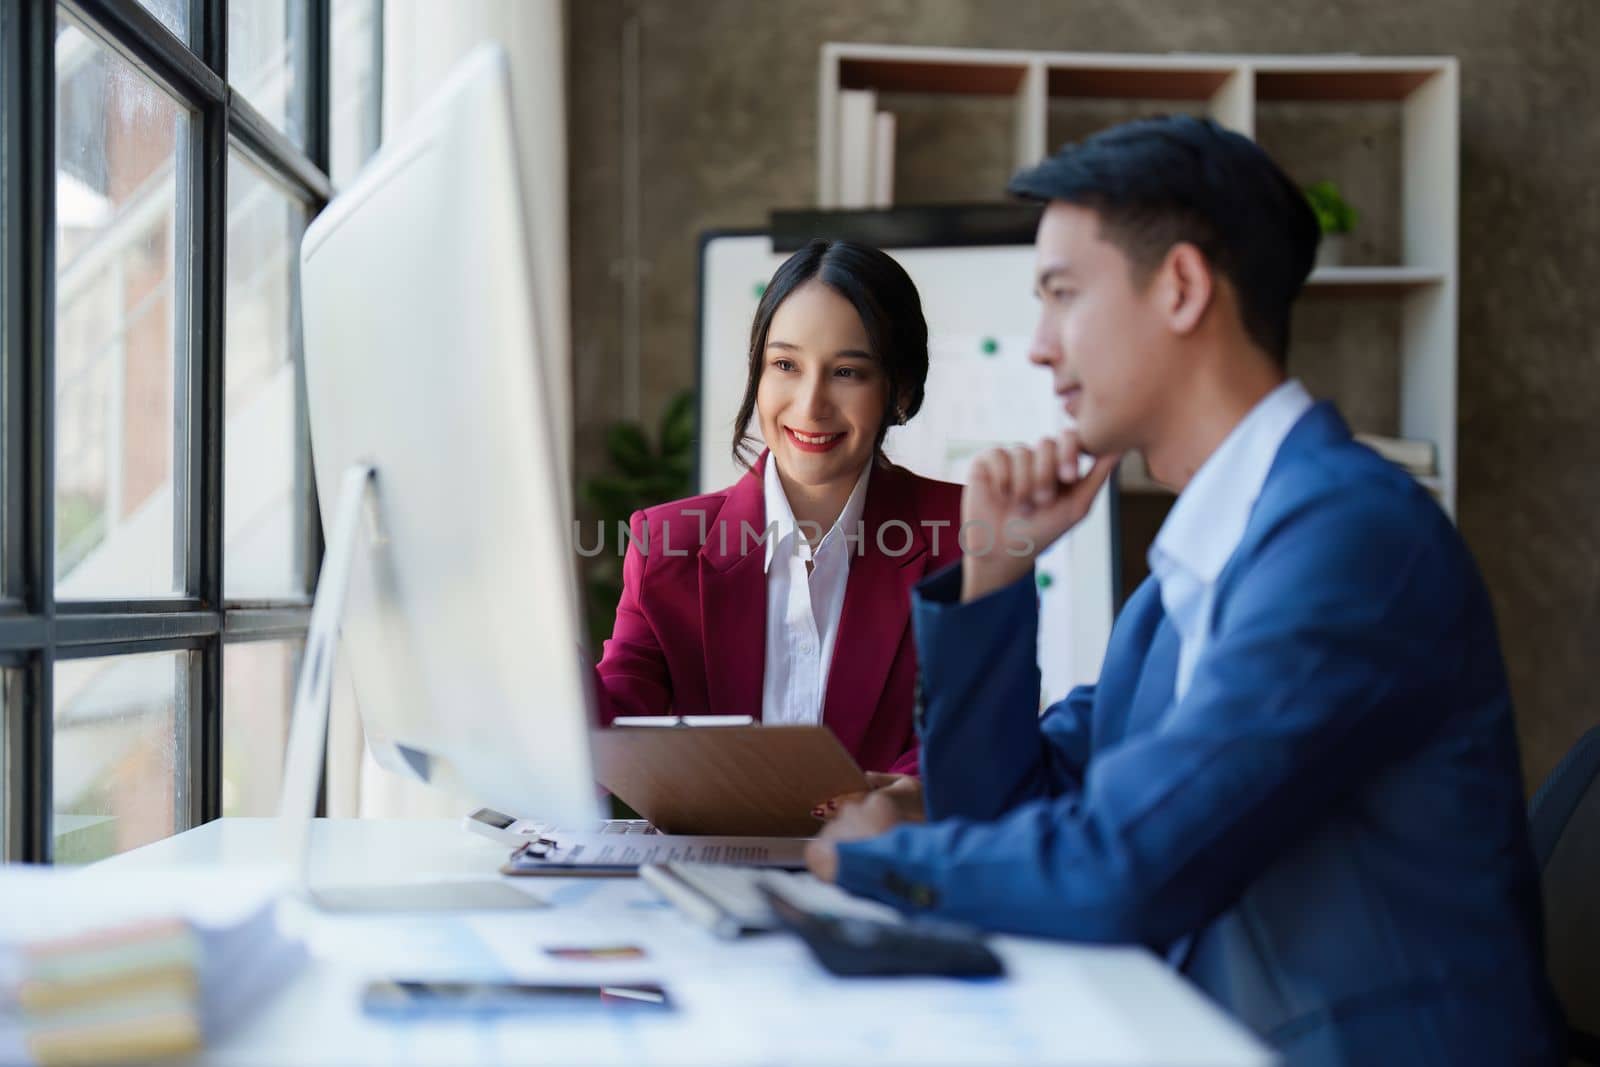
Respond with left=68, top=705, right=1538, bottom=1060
left=760, top=459, right=871, bottom=726
left=1147, top=379, right=1314, bottom=701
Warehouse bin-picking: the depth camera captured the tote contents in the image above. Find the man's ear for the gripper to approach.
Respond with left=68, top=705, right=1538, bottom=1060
left=1161, top=242, right=1214, bottom=336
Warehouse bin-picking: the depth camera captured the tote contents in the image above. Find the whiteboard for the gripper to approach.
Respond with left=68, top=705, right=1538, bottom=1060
left=696, top=233, right=1117, bottom=701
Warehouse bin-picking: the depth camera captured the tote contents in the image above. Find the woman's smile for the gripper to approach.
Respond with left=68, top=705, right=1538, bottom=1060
left=785, top=426, right=846, bottom=452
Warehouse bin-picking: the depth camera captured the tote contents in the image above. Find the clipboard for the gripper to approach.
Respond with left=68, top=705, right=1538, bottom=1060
left=589, top=725, right=869, bottom=837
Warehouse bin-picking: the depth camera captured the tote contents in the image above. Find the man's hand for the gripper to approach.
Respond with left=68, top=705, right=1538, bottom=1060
left=812, top=773, right=925, bottom=823
left=962, top=431, right=1119, bottom=603
left=804, top=792, right=904, bottom=883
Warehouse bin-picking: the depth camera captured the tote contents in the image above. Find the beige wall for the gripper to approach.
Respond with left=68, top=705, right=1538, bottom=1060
left=565, top=0, right=1600, bottom=791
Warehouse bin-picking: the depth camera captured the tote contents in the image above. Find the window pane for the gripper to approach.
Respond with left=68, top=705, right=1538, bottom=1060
left=230, top=0, right=307, bottom=148
left=1, top=11, right=7, bottom=589
left=54, top=17, right=188, bottom=598
left=54, top=651, right=186, bottom=863
left=222, top=641, right=300, bottom=816
left=133, top=0, right=188, bottom=40
left=1, top=671, right=10, bottom=860
left=329, top=0, right=381, bottom=188
left=225, top=152, right=307, bottom=598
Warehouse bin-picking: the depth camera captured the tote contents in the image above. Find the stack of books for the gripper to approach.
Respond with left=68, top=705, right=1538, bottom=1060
left=835, top=88, right=896, bottom=209
left=1354, top=433, right=1438, bottom=481
left=1, top=876, right=304, bottom=1066
left=1117, top=435, right=1440, bottom=497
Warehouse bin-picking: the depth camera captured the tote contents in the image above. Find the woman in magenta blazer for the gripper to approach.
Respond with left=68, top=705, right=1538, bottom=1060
left=594, top=239, right=961, bottom=779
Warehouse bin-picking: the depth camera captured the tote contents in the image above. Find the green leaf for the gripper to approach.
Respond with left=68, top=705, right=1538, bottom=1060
left=583, top=477, right=643, bottom=521
left=585, top=574, right=624, bottom=656
left=659, top=455, right=693, bottom=484
left=659, top=391, right=697, bottom=458
left=637, top=475, right=687, bottom=507
left=606, top=422, right=655, bottom=477
left=587, top=554, right=622, bottom=584
left=1304, top=180, right=1356, bottom=236
left=579, top=390, right=702, bottom=651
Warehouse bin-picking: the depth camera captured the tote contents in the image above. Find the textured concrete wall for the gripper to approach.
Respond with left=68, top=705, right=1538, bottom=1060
left=565, top=0, right=1600, bottom=790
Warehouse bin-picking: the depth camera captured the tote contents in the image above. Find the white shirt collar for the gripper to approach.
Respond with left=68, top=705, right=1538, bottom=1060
left=763, top=458, right=872, bottom=573
left=1149, top=380, right=1314, bottom=585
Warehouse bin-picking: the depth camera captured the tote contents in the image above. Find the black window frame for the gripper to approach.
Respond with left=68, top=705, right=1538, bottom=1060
left=1, top=0, right=382, bottom=862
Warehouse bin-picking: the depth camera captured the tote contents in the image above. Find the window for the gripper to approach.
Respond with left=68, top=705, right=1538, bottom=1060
left=329, top=0, right=381, bottom=189
left=229, top=0, right=307, bottom=148
left=0, top=0, right=384, bottom=862
left=132, top=0, right=187, bottom=40
left=224, top=151, right=307, bottom=598
left=54, top=18, right=188, bottom=598
left=221, top=640, right=300, bottom=816
left=1, top=672, right=11, bottom=848
left=54, top=651, right=185, bottom=862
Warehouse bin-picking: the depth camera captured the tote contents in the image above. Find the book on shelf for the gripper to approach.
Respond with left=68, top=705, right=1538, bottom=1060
left=836, top=88, right=876, bottom=209
left=1117, top=439, right=1439, bottom=495
left=871, top=110, right=896, bottom=209
left=834, top=91, right=899, bottom=210
left=1354, top=433, right=1436, bottom=477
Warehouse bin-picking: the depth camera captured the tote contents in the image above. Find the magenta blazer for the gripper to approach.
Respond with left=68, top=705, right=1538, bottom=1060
left=594, top=453, right=963, bottom=775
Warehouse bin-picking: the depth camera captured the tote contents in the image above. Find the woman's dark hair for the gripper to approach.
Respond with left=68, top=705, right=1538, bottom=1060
left=731, top=239, right=929, bottom=469
left=1007, top=115, right=1319, bottom=365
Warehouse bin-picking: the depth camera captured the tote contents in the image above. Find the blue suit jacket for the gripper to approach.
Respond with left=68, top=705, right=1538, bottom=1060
left=836, top=404, right=1564, bottom=1065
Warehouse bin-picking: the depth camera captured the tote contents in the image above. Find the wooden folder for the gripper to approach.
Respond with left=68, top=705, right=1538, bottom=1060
left=589, top=725, right=869, bottom=837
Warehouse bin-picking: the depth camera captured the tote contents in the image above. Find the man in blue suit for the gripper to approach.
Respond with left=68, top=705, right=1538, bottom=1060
left=806, top=116, right=1563, bottom=1064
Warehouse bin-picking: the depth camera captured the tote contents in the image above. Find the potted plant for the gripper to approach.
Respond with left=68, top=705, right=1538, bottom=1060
left=1304, top=180, right=1358, bottom=268
left=578, top=390, right=696, bottom=652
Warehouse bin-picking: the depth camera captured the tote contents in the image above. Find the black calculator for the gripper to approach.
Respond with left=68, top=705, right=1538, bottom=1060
left=759, top=884, right=1005, bottom=979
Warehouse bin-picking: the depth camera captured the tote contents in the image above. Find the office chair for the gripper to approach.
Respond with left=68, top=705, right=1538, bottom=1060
left=1530, top=725, right=1600, bottom=1063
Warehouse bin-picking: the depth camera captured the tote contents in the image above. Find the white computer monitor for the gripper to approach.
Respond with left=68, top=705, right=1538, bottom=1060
left=293, top=44, right=603, bottom=831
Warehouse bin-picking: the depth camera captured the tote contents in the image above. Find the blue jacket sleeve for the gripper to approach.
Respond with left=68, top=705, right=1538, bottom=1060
left=914, top=564, right=1096, bottom=822
left=840, top=495, right=1470, bottom=946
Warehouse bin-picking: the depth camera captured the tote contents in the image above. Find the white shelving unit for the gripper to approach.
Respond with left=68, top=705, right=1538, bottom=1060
left=817, top=44, right=1459, bottom=517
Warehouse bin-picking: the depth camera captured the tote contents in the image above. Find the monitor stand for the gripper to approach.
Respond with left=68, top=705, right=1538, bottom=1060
left=278, top=463, right=544, bottom=912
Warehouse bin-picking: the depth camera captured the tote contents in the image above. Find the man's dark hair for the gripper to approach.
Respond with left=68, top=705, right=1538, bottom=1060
left=732, top=239, right=929, bottom=469
left=1008, top=115, right=1319, bottom=364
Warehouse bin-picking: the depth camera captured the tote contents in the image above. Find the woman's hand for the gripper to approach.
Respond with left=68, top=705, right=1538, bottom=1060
left=805, top=792, right=905, bottom=883
left=812, top=772, right=925, bottom=824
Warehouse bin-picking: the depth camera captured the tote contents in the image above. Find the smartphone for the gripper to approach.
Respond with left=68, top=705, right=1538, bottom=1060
left=362, top=979, right=674, bottom=1019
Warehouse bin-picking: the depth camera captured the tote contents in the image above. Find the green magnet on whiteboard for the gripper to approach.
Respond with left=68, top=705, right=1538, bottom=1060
left=981, top=337, right=999, bottom=355
left=753, top=282, right=767, bottom=299
left=1037, top=572, right=1054, bottom=590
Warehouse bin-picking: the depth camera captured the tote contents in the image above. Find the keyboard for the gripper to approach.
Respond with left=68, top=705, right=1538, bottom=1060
left=641, top=862, right=1005, bottom=977
left=638, top=862, right=889, bottom=939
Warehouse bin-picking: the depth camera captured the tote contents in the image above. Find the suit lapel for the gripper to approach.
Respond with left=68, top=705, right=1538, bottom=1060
left=822, top=464, right=927, bottom=757
left=1216, top=401, right=1351, bottom=604
left=699, top=457, right=768, bottom=718
left=1117, top=406, right=1347, bottom=741
left=1122, top=617, right=1180, bottom=741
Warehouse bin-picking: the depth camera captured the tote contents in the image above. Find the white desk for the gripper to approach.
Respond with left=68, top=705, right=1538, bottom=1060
left=96, top=818, right=1274, bottom=1067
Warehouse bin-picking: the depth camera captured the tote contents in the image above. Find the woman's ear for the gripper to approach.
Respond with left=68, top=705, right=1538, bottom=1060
left=891, top=398, right=909, bottom=426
